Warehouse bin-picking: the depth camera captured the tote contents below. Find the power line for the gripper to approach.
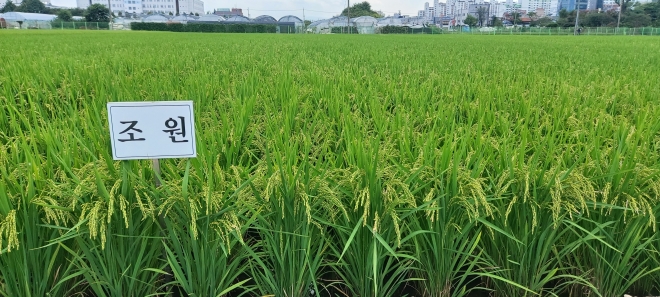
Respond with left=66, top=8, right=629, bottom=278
left=247, top=8, right=339, bottom=14
left=305, top=9, right=343, bottom=14
left=248, top=9, right=303, bottom=11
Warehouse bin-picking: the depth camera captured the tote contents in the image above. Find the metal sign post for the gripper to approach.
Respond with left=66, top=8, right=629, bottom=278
left=107, top=100, right=196, bottom=287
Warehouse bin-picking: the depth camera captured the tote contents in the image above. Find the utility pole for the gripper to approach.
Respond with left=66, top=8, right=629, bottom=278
left=347, top=0, right=350, bottom=33
left=574, top=0, right=581, bottom=35
left=107, top=0, right=113, bottom=30
left=303, top=8, right=306, bottom=33
left=616, top=0, right=622, bottom=33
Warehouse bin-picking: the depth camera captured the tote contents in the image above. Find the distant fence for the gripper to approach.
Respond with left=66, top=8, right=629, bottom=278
left=0, top=20, right=301, bottom=33
left=441, top=26, right=660, bottom=36
left=326, top=26, right=660, bottom=36
left=3, top=20, right=659, bottom=36
left=0, top=20, right=110, bottom=30
left=52, top=21, right=110, bottom=30
left=131, top=22, right=278, bottom=33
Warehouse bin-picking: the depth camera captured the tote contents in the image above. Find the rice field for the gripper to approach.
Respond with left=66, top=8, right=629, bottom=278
left=1, top=30, right=659, bottom=297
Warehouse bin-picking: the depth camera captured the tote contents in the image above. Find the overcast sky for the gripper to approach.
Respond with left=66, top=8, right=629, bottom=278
left=50, top=0, right=427, bottom=19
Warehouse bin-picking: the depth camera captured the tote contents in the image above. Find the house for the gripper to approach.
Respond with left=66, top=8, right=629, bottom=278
left=519, top=16, right=531, bottom=26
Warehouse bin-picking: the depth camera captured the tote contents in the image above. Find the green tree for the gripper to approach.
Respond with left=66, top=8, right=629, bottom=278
left=16, top=0, right=47, bottom=13
left=531, top=16, right=555, bottom=26
left=464, top=14, right=478, bottom=27
left=640, top=1, right=660, bottom=23
left=583, top=12, right=615, bottom=26
left=57, top=9, right=73, bottom=21
left=84, top=4, right=110, bottom=22
left=70, top=7, right=85, bottom=16
left=492, top=16, right=503, bottom=27
left=340, top=1, right=383, bottom=18
left=556, top=10, right=576, bottom=27
left=527, top=11, right=537, bottom=20
left=622, top=11, right=652, bottom=26
left=1, top=0, right=17, bottom=12
left=194, top=12, right=199, bottom=16
left=509, top=11, right=522, bottom=25
left=476, top=6, right=488, bottom=26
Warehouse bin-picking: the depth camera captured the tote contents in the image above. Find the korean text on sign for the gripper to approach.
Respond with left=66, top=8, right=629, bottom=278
left=107, top=101, right=197, bottom=160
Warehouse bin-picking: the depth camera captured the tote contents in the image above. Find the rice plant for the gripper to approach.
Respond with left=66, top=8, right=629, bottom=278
left=1, top=31, right=659, bottom=296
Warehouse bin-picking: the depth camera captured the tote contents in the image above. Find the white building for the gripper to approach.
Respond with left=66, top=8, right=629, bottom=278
left=79, top=0, right=146, bottom=14
left=490, top=1, right=508, bottom=18
left=77, top=0, right=203, bottom=16
left=520, top=0, right=557, bottom=16
left=176, top=0, right=203, bottom=15
left=446, top=0, right=471, bottom=25
left=425, top=2, right=435, bottom=20
left=419, top=0, right=562, bottom=25
left=602, top=0, right=619, bottom=10
left=418, top=0, right=448, bottom=22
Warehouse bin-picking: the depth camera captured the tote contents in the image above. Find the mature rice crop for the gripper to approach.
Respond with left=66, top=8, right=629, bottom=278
left=0, top=30, right=659, bottom=297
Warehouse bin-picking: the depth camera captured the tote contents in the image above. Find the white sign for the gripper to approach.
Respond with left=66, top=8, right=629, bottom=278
left=107, top=101, right=197, bottom=160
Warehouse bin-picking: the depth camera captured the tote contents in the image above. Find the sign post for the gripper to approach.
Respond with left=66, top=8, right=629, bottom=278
left=107, top=100, right=196, bottom=286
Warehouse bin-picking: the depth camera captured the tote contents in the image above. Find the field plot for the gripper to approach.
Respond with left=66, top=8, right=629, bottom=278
left=1, top=31, right=659, bottom=297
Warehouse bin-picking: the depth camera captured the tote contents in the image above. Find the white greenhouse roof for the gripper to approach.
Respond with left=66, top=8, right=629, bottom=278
left=226, top=15, right=250, bottom=22
left=197, top=14, right=223, bottom=21
left=144, top=15, right=169, bottom=22
left=353, top=16, right=378, bottom=26
left=254, top=15, right=277, bottom=22
left=278, top=15, right=303, bottom=23
left=328, top=16, right=353, bottom=27
left=0, top=12, right=57, bottom=21
left=172, top=15, right=195, bottom=21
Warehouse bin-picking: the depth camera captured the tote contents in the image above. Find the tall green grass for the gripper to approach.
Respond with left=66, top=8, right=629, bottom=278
left=1, top=31, right=659, bottom=296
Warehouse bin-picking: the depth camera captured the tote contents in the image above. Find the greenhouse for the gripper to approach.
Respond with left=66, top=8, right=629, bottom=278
left=405, top=16, right=428, bottom=26
left=170, top=15, right=198, bottom=23
left=278, top=15, right=304, bottom=33
left=225, top=15, right=251, bottom=22
left=143, top=15, right=170, bottom=23
left=376, top=17, right=404, bottom=27
left=307, top=16, right=387, bottom=34
left=304, top=15, right=435, bottom=34
left=353, top=16, right=378, bottom=34
left=0, top=12, right=56, bottom=29
left=307, top=19, right=331, bottom=33
left=253, top=15, right=277, bottom=23
left=196, top=14, right=224, bottom=22
left=328, top=16, right=352, bottom=28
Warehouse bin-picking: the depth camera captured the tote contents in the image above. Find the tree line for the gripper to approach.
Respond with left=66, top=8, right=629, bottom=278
left=340, top=1, right=384, bottom=18
left=554, top=2, right=660, bottom=28
left=1, top=0, right=85, bottom=16
left=462, top=0, right=659, bottom=28
left=1, top=0, right=112, bottom=23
